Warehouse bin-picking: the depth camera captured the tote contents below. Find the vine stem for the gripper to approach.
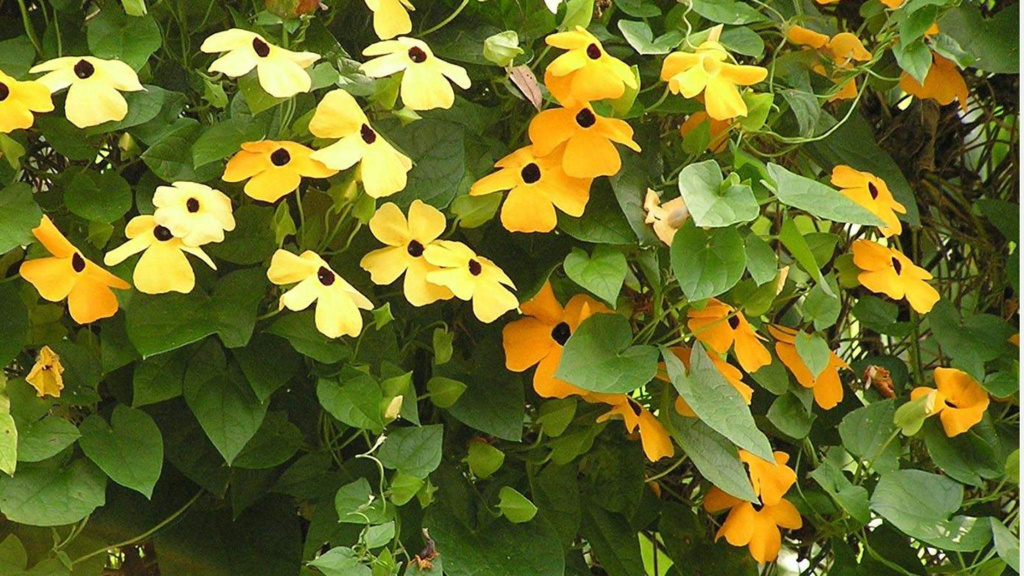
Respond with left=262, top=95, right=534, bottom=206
left=420, top=0, right=470, bottom=36
left=16, top=0, right=42, bottom=54
left=72, top=491, right=204, bottom=565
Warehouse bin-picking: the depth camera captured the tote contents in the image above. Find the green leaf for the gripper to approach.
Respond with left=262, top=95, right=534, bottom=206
left=663, top=345, right=773, bottom=462
left=192, top=117, right=269, bottom=168
left=0, top=534, right=27, bottom=572
left=498, top=487, right=538, bottom=523
left=267, top=312, right=349, bottom=364
left=0, top=459, right=106, bottom=527
left=556, top=314, right=659, bottom=394
left=666, top=410, right=756, bottom=502
left=426, top=376, right=466, bottom=408
left=677, top=160, right=759, bottom=227
left=839, top=400, right=899, bottom=472
left=0, top=284, right=28, bottom=371
left=389, top=473, right=424, bottom=506
left=689, top=0, right=768, bottom=24
left=318, top=370, right=384, bottom=432
left=378, top=425, right=443, bottom=479
left=580, top=506, right=645, bottom=576
left=670, top=221, right=746, bottom=301
left=308, top=547, right=370, bottom=576
left=536, top=397, right=577, bottom=437
left=794, top=331, right=830, bottom=380
left=465, top=442, right=505, bottom=479
left=64, top=169, right=133, bottom=223
left=779, top=219, right=832, bottom=296
left=744, top=234, right=777, bottom=286
left=809, top=457, right=870, bottom=525
left=78, top=405, right=163, bottom=498
left=0, top=183, right=42, bottom=254
left=450, top=193, right=501, bottom=229
left=482, top=31, right=524, bottom=67
left=558, top=189, right=635, bottom=245
left=766, top=163, right=885, bottom=226
left=141, top=121, right=220, bottom=183
left=389, top=119, right=465, bottom=209
left=206, top=205, right=277, bottom=265
left=335, top=478, right=388, bottom=524
left=767, top=393, right=816, bottom=439
left=561, top=0, right=594, bottom=29
left=0, top=393, right=17, bottom=477
left=432, top=328, right=454, bottom=365
left=871, top=469, right=992, bottom=551
left=990, top=519, right=1020, bottom=573
left=938, top=4, right=1018, bottom=73
left=921, top=417, right=1003, bottom=487
left=232, top=411, right=303, bottom=470
left=618, top=21, right=682, bottom=55
left=893, top=39, right=933, bottom=85
left=232, top=334, right=303, bottom=402
left=563, top=246, right=627, bottom=306
left=86, top=10, right=161, bottom=70
left=17, top=416, right=80, bottom=462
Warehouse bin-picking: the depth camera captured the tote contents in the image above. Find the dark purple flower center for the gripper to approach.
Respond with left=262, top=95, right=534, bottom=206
left=551, top=322, right=571, bottom=346
left=408, top=47, right=428, bottom=63
left=728, top=315, right=740, bottom=330
left=627, top=398, right=644, bottom=417
left=468, top=259, right=482, bottom=276
left=71, top=253, right=86, bottom=273
left=407, top=240, right=425, bottom=257
left=154, top=225, right=174, bottom=242
left=891, top=257, right=902, bottom=274
left=270, top=148, right=291, bottom=166
left=252, top=37, right=271, bottom=58
left=575, top=108, right=596, bottom=128
left=360, top=124, right=377, bottom=144
left=186, top=198, right=200, bottom=213
left=74, top=60, right=95, bottom=79
left=520, top=163, right=541, bottom=184
left=868, top=182, right=879, bottom=199
left=586, top=43, right=601, bottom=59
left=0, top=82, right=9, bottom=102
left=317, top=266, right=336, bottom=286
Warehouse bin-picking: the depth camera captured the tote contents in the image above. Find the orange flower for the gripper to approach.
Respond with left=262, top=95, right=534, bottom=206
left=911, top=367, right=990, bottom=437
left=830, top=166, right=906, bottom=237
left=851, top=240, right=940, bottom=314
left=543, top=27, right=636, bottom=105
left=643, top=190, right=689, bottom=246
left=587, top=393, right=675, bottom=462
left=769, top=325, right=848, bottom=410
left=900, top=53, right=968, bottom=112
left=680, top=112, right=731, bottom=153
left=661, top=347, right=752, bottom=418
left=704, top=450, right=803, bottom=563
left=787, top=27, right=871, bottom=102
left=20, top=216, right=130, bottom=324
left=687, top=299, right=771, bottom=373
left=502, top=282, right=610, bottom=398
left=223, top=140, right=337, bottom=203
left=527, top=103, right=640, bottom=179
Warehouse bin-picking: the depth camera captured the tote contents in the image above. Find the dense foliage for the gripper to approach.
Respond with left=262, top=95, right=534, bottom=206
left=0, top=0, right=1018, bottom=575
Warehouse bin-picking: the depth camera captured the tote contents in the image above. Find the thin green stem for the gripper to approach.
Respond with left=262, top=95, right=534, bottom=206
left=421, top=0, right=470, bottom=36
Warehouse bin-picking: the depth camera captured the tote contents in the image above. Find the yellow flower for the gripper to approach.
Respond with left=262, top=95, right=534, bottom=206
left=152, top=182, right=236, bottom=247
left=360, top=38, right=470, bottom=111
left=543, top=27, right=636, bottom=105
left=680, top=112, right=731, bottom=153
left=900, top=53, right=969, bottom=113
left=20, top=216, right=131, bottom=324
left=201, top=29, right=320, bottom=98
left=661, top=35, right=768, bottom=121
left=0, top=69, right=53, bottom=133
left=104, top=216, right=216, bottom=295
left=643, top=190, right=689, bottom=246
left=360, top=201, right=454, bottom=306
left=26, top=346, right=64, bottom=398
left=660, top=346, right=752, bottom=418
left=309, top=89, right=413, bottom=198
left=223, top=140, right=337, bottom=203
left=769, top=325, right=848, bottom=410
left=830, top=166, right=906, bottom=237
left=587, top=393, right=675, bottom=462
left=469, top=145, right=592, bottom=233
left=502, top=282, right=611, bottom=399
left=29, top=56, right=143, bottom=128
left=704, top=451, right=803, bottom=563
left=423, top=240, right=517, bottom=323
left=687, top=299, right=771, bottom=373
left=267, top=249, right=373, bottom=339
left=785, top=25, right=830, bottom=50
left=851, top=240, right=940, bottom=314
left=527, top=103, right=641, bottom=178
left=365, top=0, right=415, bottom=40
left=911, top=367, right=990, bottom=437
left=788, top=28, right=871, bottom=102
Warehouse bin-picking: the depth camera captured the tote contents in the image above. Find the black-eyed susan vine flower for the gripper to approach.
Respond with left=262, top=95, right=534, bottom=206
left=0, top=69, right=53, bottom=133
left=643, top=190, right=689, bottom=246
left=704, top=450, right=803, bottom=563
left=365, top=0, right=415, bottom=40
left=586, top=393, right=675, bottom=462
left=223, top=141, right=337, bottom=203
left=20, top=216, right=131, bottom=324
left=152, top=182, right=236, bottom=247
left=911, top=367, right=990, bottom=437
left=660, top=27, right=768, bottom=121
left=29, top=56, right=143, bottom=128
left=360, top=201, right=454, bottom=306
left=104, top=216, right=217, bottom=295
left=851, top=240, right=940, bottom=314
left=469, top=145, right=592, bottom=233
left=830, top=166, right=906, bottom=237
left=527, top=103, right=640, bottom=179
left=769, top=325, right=848, bottom=409
left=687, top=299, right=771, bottom=373
left=786, top=27, right=871, bottom=102
left=267, top=250, right=374, bottom=339
left=502, top=282, right=610, bottom=399
left=543, top=27, right=636, bottom=105
left=201, top=29, right=320, bottom=98
left=360, top=38, right=470, bottom=111
left=900, top=53, right=969, bottom=112
left=309, top=89, right=413, bottom=198
left=26, top=346, right=64, bottom=398
left=660, top=346, right=752, bottom=418
left=422, top=241, right=517, bottom=323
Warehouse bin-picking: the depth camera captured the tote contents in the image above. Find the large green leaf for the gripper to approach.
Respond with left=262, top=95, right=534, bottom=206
left=78, top=405, right=163, bottom=498
left=86, top=10, right=161, bottom=70
left=563, top=246, right=627, bottom=306
left=0, top=183, right=42, bottom=254
left=838, top=399, right=899, bottom=473
left=317, top=370, right=383, bottom=432
left=0, top=459, right=106, bottom=527
left=666, top=410, right=756, bottom=502
left=377, top=425, right=443, bottom=479
left=766, top=163, right=884, bottom=226
left=677, top=160, right=758, bottom=227
left=670, top=221, right=746, bottom=302
left=556, top=314, right=659, bottom=394
left=17, top=416, right=80, bottom=463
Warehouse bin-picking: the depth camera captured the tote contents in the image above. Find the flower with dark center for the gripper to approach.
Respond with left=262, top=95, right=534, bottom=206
left=520, top=162, right=541, bottom=184
left=626, top=398, right=644, bottom=417
left=360, top=124, right=377, bottom=144
left=586, top=43, right=602, bottom=59
left=868, top=181, right=879, bottom=199
left=73, top=60, right=95, bottom=79
left=270, top=148, right=292, bottom=166
left=317, top=266, right=336, bottom=286
left=71, top=253, right=86, bottom=273
left=407, top=240, right=425, bottom=257
left=728, top=315, right=741, bottom=330
left=0, top=83, right=9, bottom=101
left=550, top=322, right=572, bottom=346
left=574, top=108, right=596, bottom=128
left=153, top=226, right=174, bottom=242
left=891, top=257, right=902, bottom=274
left=252, top=37, right=271, bottom=58
left=186, top=198, right=201, bottom=213
left=408, top=47, right=428, bottom=63
left=468, top=259, right=482, bottom=276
